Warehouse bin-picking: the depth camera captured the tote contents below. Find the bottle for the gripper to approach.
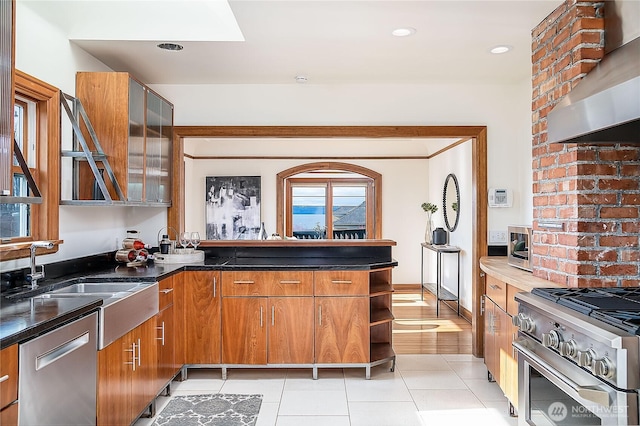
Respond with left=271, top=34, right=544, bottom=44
left=115, top=249, right=137, bottom=263
left=160, top=235, right=171, bottom=254
left=122, top=238, right=151, bottom=250
left=259, top=222, right=268, bottom=240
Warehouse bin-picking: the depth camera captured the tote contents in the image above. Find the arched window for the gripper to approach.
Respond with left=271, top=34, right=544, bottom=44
left=277, top=162, right=382, bottom=239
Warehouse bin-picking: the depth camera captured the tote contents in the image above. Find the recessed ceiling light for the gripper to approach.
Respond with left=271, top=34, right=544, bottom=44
left=392, top=27, right=416, bottom=37
left=157, top=43, right=184, bottom=51
left=490, top=45, right=512, bottom=54
left=295, top=75, right=308, bottom=83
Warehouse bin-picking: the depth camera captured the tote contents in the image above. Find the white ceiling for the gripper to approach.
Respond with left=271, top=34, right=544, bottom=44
left=23, top=0, right=559, bottom=85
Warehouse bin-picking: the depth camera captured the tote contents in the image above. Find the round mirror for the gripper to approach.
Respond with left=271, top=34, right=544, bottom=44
left=443, top=173, right=460, bottom=232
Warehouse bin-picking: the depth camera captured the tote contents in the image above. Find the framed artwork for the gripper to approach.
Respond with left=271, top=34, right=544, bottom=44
left=205, top=176, right=261, bottom=240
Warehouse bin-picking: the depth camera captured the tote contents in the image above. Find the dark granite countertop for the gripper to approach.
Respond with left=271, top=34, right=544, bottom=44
left=0, top=296, right=103, bottom=349
left=1, top=252, right=397, bottom=348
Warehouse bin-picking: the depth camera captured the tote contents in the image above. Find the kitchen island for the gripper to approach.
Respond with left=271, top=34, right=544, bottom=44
left=1, top=239, right=397, bottom=424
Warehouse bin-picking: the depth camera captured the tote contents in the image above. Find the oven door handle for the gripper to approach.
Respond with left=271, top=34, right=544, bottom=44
left=513, top=339, right=612, bottom=408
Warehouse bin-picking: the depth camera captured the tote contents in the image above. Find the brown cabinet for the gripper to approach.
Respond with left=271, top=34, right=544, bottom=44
left=179, top=271, right=221, bottom=364
left=156, top=276, right=178, bottom=393
left=268, top=297, right=315, bottom=364
left=75, top=72, right=173, bottom=205
left=222, top=296, right=267, bottom=364
left=221, top=271, right=315, bottom=365
left=483, top=273, right=519, bottom=411
left=315, top=296, right=369, bottom=363
left=97, top=317, right=157, bottom=425
left=0, top=344, right=18, bottom=425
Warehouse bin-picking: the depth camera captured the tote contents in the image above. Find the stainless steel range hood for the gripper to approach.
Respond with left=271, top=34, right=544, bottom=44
left=547, top=36, right=640, bottom=144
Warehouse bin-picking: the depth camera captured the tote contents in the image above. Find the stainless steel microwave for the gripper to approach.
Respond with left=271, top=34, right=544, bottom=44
left=508, top=225, right=532, bottom=272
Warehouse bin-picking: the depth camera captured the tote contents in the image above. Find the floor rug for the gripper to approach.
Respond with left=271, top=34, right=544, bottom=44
left=152, top=393, right=263, bottom=426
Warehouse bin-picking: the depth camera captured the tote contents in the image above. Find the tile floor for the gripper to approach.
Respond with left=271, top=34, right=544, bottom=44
left=135, top=354, right=518, bottom=426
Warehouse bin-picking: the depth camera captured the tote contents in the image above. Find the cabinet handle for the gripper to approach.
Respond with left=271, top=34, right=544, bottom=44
left=271, top=305, right=275, bottom=326
left=234, top=280, right=255, bottom=284
left=0, top=375, right=9, bottom=383
left=260, top=306, right=263, bottom=328
left=125, top=342, right=137, bottom=371
left=156, top=321, right=165, bottom=346
left=489, top=284, right=501, bottom=290
left=137, top=338, right=142, bottom=367
left=331, top=280, right=352, bottom=284
left=213, top=276, right=217, bottom=298
left=160, top=288, right=173, bottom=294
left=279, top=280, right=300, bottom=284
left=318, top=305, right=322, bottom=326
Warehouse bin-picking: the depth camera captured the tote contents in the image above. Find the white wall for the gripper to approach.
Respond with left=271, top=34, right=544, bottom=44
left=5, top=3, right=536, bottom=287
left=3, top=3, right=167, bottom=272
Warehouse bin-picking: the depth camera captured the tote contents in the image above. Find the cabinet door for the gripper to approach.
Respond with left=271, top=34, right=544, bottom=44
left=127, top=78, right=145, bottom=202
left=156, top=305, right=176, bottom=392
left=144, top=90, right=172, bottom=204
left=0, top=345, right=18, bottom=410
left=315, top=297, right=369, bottom=363
left=97, top=333, right=133, bottom=426
left=0, top=403, right=18, bottom=426
left=183, top=271, right=221, bottom=364
left=222, top=297, right=267, bottom=365
left=131, top=318, right=157, bottom=420
left=483, top=297, right=498, bottom=383
left=268, top=297, right=315, bottom=364
left=501, top=310, right=519, bottom=409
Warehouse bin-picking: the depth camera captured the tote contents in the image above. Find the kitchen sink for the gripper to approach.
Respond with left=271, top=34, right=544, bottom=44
left=50, top=282, right=144, bottom=294
left=37, top=281, right=159, bottom=349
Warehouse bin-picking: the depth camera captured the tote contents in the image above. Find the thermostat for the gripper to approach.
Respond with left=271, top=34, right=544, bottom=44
left=488, top=188, right=512, bottom=208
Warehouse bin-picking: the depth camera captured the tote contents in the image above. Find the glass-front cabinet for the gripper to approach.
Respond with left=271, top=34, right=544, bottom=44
left=75, top=72, right=173, bottom=206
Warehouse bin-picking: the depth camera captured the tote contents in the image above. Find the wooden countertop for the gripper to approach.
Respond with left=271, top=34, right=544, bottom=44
left=480, top=256, right=564, bottom=292
left=201, top=239, right=396, bottom=247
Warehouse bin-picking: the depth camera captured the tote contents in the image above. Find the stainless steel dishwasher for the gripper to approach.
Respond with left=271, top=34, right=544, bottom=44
left=19, top=312, right=98, bottom=425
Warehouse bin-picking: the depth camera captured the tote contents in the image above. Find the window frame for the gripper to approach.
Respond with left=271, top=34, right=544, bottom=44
left=0, top=70, right=61, bottom=260
left=286, top=177, right=374, bottom=239
left=277, top=162, right=382, bottom=239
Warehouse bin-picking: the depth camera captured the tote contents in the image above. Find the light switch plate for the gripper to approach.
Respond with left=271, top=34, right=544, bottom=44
left=489, top=230, right=507, bottom=244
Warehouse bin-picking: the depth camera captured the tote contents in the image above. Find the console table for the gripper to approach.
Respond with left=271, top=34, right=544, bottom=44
left=420, top=243, right=461, bottom=316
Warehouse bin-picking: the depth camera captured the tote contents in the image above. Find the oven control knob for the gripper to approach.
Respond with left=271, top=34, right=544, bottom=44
left=559, top=340, right=577, bottom=358
left=542, top=330, right=561, bottom=349
left=512, top=313, right=535, bottom=333
left=577, top=349, right=596, bottom=368
left=594, top=357, right=615, bottom=379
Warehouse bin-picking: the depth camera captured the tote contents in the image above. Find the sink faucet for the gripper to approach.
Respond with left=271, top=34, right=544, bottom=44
left=26, top=241, right=54, bottom=289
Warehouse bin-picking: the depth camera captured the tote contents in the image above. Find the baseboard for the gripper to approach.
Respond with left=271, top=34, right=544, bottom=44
left=392, top=283, right=421, bottom=291
left=393, top=284, right=472, bottom=324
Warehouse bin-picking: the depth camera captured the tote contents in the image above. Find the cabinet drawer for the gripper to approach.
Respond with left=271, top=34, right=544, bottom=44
left=314, top=271, right=369, bottom=296
left=222, top=271, right=268, bottom=296
left=158, top=277, right=174, bottom=310
left=485, top=275, right=507, bottom=311
left=0, top=345, right=18, bottom=410
left=266, top=271, right=313, bottom=296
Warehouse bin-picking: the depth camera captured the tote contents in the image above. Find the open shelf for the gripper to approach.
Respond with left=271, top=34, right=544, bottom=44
left=370, top=342, right=395, bottom=362
left=370, top=308, right=394, bottom=326
left=422, top=282, right=458, bottom=301
left=370, top=281, right=393, bottom=296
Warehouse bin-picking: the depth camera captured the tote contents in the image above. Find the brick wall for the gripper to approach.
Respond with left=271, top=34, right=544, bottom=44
left=531, top=0, right=640, bottom=287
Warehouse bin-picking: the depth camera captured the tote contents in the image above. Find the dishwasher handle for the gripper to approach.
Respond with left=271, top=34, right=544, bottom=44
left=36, top=332, right=90, bottom=371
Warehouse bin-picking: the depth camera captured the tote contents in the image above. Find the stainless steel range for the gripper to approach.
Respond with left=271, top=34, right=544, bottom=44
left=513, top=288, right=640, bottom=426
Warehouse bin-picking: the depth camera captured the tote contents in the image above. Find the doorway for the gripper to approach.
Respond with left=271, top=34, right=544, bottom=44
left=170, top=126, right=487, bottom=357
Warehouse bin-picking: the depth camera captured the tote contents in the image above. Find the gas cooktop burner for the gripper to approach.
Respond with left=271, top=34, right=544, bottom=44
left=532, top=287, right=640, bottom=335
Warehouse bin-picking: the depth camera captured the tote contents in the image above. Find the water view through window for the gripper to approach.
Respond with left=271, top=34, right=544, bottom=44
left=292, top=184, right=367, bottom=239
